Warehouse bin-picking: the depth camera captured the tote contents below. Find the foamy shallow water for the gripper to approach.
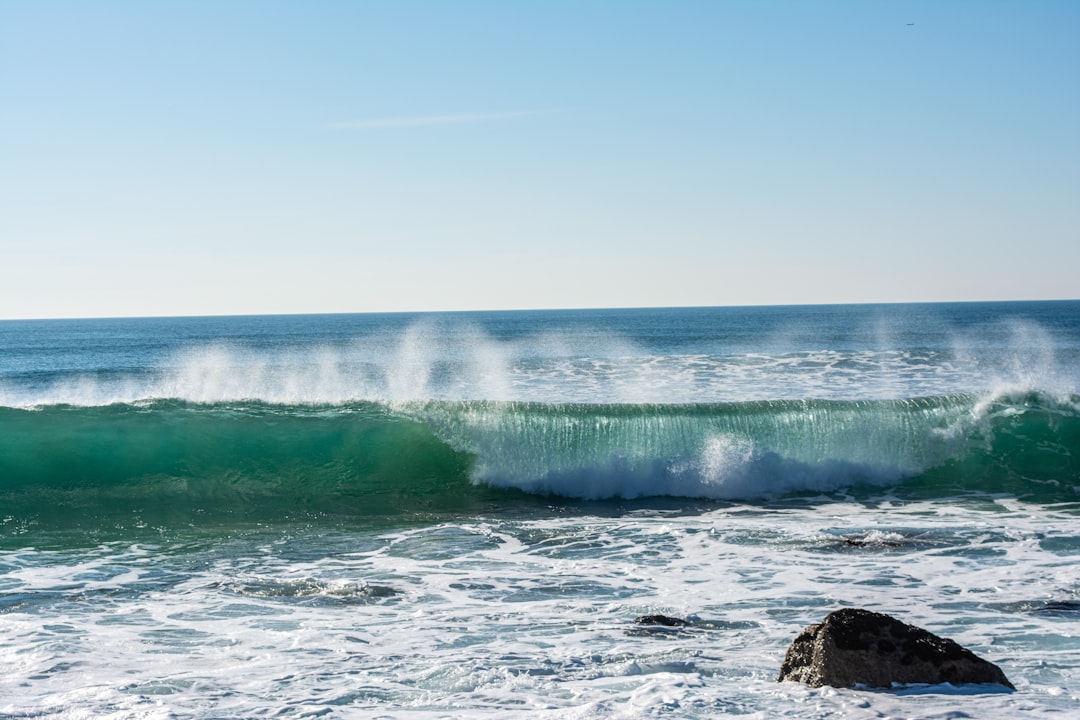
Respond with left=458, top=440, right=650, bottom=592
left=3, top=497, right=1078, bottom=719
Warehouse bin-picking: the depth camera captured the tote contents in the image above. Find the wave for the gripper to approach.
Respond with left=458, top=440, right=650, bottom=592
left=2, top=392, right=1078, bottom=527
left=413, top=391, right=1080, bottom=502
left=0, top=401, right=481, bottom=527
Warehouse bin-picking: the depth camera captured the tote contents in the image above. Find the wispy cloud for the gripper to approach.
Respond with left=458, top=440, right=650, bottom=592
left=326, top=109, right=559, bottom=130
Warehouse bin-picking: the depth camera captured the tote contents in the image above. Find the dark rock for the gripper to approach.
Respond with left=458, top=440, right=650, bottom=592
left=777, top=608, right=1014, bottom=690
left=843, top=534, right=905, bottom=548
left=634, top=614, right=688, bottom=627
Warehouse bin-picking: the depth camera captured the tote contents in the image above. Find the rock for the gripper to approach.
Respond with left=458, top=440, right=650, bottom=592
left=777, top=608, right=1014, bottom=690
left=634, top=614, right=688, bottom=627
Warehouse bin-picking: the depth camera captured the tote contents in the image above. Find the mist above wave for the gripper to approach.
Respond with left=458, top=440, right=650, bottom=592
left=1, top=314, right=1076, bottom=408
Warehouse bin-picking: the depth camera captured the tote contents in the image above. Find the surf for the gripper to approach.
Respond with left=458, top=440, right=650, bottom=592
left=2, top=391, right=1078, bottom=532
left=411, top=391, right=1080, bottom=503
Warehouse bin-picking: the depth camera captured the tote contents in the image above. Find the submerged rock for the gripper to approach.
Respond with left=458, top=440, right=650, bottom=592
left=842, top=532, right=907, bottom=548
left=777, top=608, right=1014, bottom=690
left=634, top=614, right=689, bottom=627
left=629, top=614, right=692, bottom=637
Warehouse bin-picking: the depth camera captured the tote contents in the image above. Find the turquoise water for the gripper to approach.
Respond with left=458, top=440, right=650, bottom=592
left=1, top=302, right=1078, bottom=717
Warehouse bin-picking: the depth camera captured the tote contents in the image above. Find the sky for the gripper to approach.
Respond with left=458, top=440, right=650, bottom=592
left=1, top=0, right=1078, bottom=319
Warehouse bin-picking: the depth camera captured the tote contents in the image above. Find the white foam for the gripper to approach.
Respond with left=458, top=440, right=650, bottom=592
left=2, top=500, right=1077, bottom=718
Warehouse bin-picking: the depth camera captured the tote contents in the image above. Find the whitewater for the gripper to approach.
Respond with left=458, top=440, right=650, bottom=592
left=1, top=302, right=1078, bottom=718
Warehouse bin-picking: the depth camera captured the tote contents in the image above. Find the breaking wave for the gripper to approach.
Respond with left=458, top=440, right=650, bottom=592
left=2, top=390, right=1078, bottom=528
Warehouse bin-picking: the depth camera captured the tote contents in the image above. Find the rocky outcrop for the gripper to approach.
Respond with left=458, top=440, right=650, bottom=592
left=777, top=608, right=1014, bottom=690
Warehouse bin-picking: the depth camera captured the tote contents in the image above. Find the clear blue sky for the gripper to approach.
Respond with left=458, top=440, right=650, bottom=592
left=1, top=1, right=1077, bottom=319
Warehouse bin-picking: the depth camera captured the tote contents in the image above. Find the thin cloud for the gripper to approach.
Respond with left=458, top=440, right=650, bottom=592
left=326, top=109, right=559, bottom=130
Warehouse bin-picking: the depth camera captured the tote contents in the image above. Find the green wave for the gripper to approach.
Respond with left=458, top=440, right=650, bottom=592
left=2, top=394, right=1078, bottom=530
left=0, top=401, right=481, bottom=527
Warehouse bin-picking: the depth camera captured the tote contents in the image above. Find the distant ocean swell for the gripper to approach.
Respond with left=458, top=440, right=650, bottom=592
left=2, top=391, right=1077, bottom=525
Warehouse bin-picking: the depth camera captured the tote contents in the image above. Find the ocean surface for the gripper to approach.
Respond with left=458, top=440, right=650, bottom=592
left=1, top=301, right=1078, bottom=718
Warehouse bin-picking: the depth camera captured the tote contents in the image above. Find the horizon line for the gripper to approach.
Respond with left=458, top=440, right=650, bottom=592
left=3, top=298, right=1078, bottom=323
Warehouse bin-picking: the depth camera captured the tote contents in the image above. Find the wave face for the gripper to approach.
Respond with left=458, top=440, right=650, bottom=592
left=0, top=402, right=478, bottom=526
left=414, top=393, right=1080, bottom=501
left=3, top=392, right=1078, bottom=527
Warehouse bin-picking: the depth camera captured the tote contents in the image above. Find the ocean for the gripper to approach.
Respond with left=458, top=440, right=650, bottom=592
left=1, top=301, right=1078, bottom=718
